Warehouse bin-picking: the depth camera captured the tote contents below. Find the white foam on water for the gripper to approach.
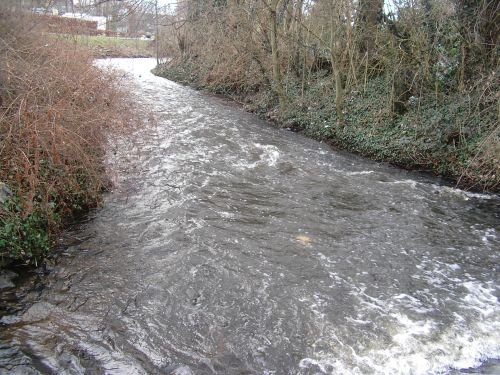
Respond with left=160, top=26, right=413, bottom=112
left=391, top=294, right=435, bottom=314
left=448, top=263, right=461, bottom=271
left=299, top=280, right=500, bottom=374
left=428, top=184, right=497, bottom=200
left=176, top=105, right=194, bottom=115
left=345, top=170, right=375, bottom=176
left=329, top=168, right=375, bottom=176
left=391, top=179, right=419, bottom=188
left=254, top=143, right=280, bottom=167
left=390, top=313, right=436, bottom=346
left=233, top=143, right=281, bottom=170
left=219, top=211, right=235, bottom=220
left=299, top=357, right=364, bottom=375
left=384, top=179, right=497, bottom=201
left=345, top=317, right=372, bottom=325
left=462, top=281, right=498, bottom=318
left=480, top=228, right=497, bottom=245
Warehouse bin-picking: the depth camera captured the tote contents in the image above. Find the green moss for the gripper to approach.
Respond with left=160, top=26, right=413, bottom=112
left=0, top=196, right=53, bottom=264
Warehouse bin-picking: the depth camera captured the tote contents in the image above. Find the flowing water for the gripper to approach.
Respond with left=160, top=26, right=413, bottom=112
left=1, top=58, right=499, bottom=375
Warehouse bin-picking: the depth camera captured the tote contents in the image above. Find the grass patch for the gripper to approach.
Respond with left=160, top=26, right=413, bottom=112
left=54, top=33, right=154, bottom=57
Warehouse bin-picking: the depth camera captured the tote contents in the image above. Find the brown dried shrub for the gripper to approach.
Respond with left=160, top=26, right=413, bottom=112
left=0, top=8, right=134, bottom=262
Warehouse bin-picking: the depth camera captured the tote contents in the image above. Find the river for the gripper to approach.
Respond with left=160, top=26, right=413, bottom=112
left=0, top=58, right=499, bottom=374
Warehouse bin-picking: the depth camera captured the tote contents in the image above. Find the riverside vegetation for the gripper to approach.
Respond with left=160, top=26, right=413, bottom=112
left=0, top=6, right=135, bottom=265
left=153, top=0, right=499, bottom=192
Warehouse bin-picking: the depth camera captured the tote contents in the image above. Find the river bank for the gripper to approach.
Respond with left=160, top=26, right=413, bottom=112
left=0, top=10, right=137, bottom=266
left=152, top=61, right=499, bottom=194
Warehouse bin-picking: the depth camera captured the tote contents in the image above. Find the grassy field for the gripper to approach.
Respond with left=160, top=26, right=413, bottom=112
left=55, top=34, right=154, bottom=57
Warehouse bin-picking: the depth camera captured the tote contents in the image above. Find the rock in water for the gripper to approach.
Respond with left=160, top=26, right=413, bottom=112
left=295, top=235, right=312, bottom=245
left=0, top=182, right=12, bottom=204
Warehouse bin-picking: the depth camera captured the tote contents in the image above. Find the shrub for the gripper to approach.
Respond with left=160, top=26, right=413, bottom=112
left=0, top=8, right=133, bottom=263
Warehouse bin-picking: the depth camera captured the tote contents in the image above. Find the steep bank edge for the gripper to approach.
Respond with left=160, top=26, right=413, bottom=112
left=152, top=62, right=499, bottom=194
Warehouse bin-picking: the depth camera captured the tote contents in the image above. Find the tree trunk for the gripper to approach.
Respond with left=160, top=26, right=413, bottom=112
left=292, top=0, right=304, bottom=75
left=356, top=0, right=383, bottom=54
left=269, top=0, right=287, bottom=112
left=330, top=9, right=345, bottom=125
left=331, top=49, right=345, bottom=124
left=456, top=0, right=499, bottom=78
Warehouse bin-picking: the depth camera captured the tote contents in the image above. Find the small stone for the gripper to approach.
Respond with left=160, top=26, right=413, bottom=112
left=0, top=276, right=15, bottom=290
left=21, top=302, right=55, bottom=322
left=0, top=269, right=17, bottom=290
left=295, top=235, right=312, bottom=245
left=0, top=181, right=12, bottom=204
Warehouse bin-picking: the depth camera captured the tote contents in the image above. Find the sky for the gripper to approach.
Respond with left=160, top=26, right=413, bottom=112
left=156, top=0, right=177, bottom=15
left=158, top=0, right=177, bottom=8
